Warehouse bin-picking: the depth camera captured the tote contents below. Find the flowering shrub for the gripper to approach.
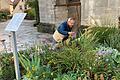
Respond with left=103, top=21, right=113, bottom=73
left=94, top=46, right=120, bottom=79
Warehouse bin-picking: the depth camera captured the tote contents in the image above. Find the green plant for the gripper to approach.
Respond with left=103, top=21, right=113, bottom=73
left=54, top=72, right=77, bottom=80
left=26, top=0, right=40, bottom=24
left=0, top=9, right=10, bottom=15
left=105, top=31, right=120, bottom=51
left=46, top=47, right=97, bottom=78
left=73, top=33, right=97, bottom=51
left=19, top=45, right=57, bottom=80
left=84, top=25, right=120, bottom=52
left=24, top=9, right=35, bottom=20
left=0, top=9, right=10, bottom=21
left=19, top=43, right=97, bottom=79
left=95, top=46, right=120, bottom=79
left=0, top=13, right=8, bottom=21
left=40, top=33, right=99, bottom=79
left=0, top=13, right=2, bottom=21
left=16, top=34, right=120, bottom=79
left=0, top=53, right=15, bottom=80
left=19, top=52, right=41, bottom=80
left=114, top=71, right=120, bottom=79
left=84, top=26, right=119, bottom=44
left=111, top=49, right=120, bottom=65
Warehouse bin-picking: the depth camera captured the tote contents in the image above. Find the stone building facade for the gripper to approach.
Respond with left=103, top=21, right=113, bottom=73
left=13, top=0, right=29, bottom=14
left=39, top=0, right=68, bottom=27
left=81, top=0, right=120, bottom=26
left=0, top=0, right=10, bottom=10
left=39, top=0, right=120, bottom=27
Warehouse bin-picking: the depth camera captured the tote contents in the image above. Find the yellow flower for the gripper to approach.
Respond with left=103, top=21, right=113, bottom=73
left=48, top=60, right=53, bottom=64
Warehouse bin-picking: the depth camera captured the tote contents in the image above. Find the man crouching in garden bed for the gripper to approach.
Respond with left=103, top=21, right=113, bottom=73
left=51, top=17, right=76, bottom=50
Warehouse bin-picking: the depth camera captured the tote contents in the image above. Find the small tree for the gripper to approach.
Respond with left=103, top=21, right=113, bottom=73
left=26, top=0, right=40, bottom=25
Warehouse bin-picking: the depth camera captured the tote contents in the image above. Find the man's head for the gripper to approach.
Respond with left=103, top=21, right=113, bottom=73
left=67, top=17, right=75, bottom=28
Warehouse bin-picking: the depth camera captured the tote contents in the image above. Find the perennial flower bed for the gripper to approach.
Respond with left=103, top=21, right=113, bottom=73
left=1, top=26, right=120, bottom=80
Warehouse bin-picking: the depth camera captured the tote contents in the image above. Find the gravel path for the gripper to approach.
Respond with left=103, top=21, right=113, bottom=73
left=0, top=20, right=52, bottom=52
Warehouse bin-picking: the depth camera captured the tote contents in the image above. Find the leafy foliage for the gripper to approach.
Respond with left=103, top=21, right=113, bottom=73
left=26, top=0, right=40, bottom=25
left=0, top=9, right=10, bottom=21
left=2, top=24, right=120, bottom=79
left=54, top=72, right=77, bottom=80
left=18, top=30, right=120, bottom=79
left=84, top=26, right=119, bottom=44
left=105, top=31, right=120, bottom=51
left=85, top=26, right=120, bottom=52
left=19, top=45, right=57, bottom=80
left=0, top=53, right=15, bottom=80
left=24, top=9, right=35, bottom=20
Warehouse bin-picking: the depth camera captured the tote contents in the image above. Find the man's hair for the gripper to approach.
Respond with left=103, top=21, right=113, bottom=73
left=67, top=17, right=75, bottom=22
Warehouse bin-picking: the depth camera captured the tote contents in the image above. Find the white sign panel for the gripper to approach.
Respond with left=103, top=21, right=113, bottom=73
left=5, top=13, right=26, bottom=32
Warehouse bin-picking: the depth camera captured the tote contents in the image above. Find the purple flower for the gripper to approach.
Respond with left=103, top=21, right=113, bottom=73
left=72, top=32, right=76, bottom=38
left=97, top=50, right=106, bottom=55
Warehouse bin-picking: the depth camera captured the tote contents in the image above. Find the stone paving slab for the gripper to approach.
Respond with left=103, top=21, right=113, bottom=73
left=0, top=20, right=52, bottom=53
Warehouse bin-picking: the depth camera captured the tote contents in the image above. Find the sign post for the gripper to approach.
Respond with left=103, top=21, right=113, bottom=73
left=12, top=31, right=20, bottom=80
left=5, top=13, right=26, bottom=80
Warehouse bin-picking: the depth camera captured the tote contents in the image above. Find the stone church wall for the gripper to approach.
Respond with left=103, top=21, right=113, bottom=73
left=39, top=0, right=120, bottom=26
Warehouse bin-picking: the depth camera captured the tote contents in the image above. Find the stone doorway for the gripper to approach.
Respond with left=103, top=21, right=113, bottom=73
left=55, top=0, right=81, bottom=32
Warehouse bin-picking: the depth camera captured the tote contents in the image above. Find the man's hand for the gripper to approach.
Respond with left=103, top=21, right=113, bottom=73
left=68, top=32, right=75, bottom=36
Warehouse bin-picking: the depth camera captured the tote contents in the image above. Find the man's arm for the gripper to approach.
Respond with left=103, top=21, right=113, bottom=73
left=58, top=24, right=69, bottom=36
